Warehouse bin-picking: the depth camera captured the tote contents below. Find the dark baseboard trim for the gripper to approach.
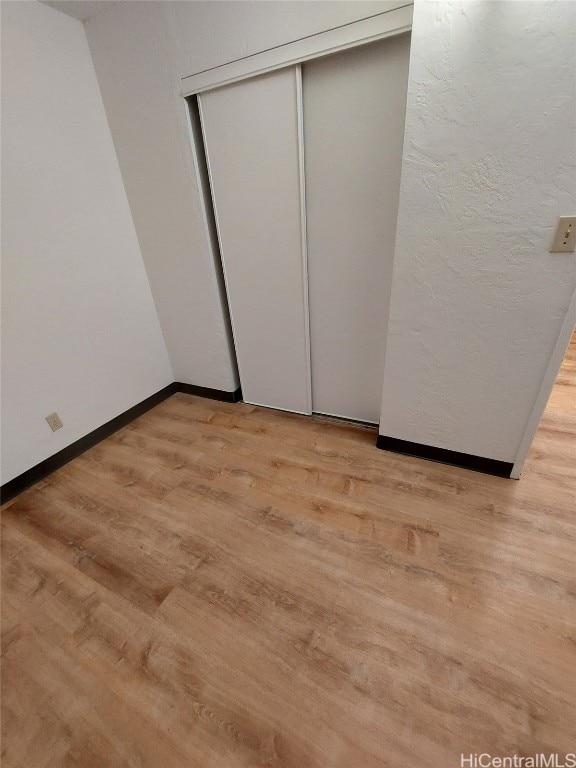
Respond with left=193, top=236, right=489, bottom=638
left=1, top=382, right=243, bottom=505
left=176, top=383, right=242, bottom=403
left=376, top=435, right=513, bottom=478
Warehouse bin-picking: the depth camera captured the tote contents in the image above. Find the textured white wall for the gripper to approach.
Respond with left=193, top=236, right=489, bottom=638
left=379, top=0, right=576, bottom=462
left=1, top=1, right=173, bottom=484
left=84, top=1, right=398, bottom=388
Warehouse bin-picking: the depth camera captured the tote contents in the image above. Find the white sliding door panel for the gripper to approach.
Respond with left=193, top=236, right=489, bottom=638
left=303, top=34, right=411, bottom=423
left=199, top=68, right=311, bottom=414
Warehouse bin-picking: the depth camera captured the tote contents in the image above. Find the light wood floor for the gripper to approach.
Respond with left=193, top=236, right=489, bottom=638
left=2, top=337, right=575, bottom=768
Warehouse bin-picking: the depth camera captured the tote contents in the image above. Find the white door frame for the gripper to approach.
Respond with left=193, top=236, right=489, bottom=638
left=511, top=287, right=576, bottom=478
left=180, top=4, right=413, bottom=97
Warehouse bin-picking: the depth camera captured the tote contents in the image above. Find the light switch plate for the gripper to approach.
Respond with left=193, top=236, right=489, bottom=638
left=46, top=412, right=63, bottom=432
left=550, top=216, right=576, bottom=253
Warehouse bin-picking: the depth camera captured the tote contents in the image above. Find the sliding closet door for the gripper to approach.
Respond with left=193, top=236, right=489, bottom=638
left=303, top=34, right=411, bottom=423
left=199, top=68, right=311, bottom=414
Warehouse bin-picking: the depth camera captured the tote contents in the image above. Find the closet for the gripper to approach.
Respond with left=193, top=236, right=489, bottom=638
left=192, top=13, right=411, bottom=423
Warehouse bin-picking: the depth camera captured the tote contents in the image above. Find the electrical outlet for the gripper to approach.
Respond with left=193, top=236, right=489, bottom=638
left=45, top=412, right=63, bottom=432
left=550, top=216, right=576, bottom=253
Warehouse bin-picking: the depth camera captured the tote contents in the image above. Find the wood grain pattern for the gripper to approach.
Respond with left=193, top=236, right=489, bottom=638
left=2, top=336, right=575, bottom=767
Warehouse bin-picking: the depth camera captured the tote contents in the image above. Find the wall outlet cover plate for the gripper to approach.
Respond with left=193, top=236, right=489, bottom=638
left=46, top=412, right=63, bottom=432
left=550, top=216, right=576, bottom=253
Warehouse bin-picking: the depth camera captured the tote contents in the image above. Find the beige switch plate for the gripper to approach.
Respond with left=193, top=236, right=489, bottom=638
left=550, top=216, right=576, bottom=253
left=46, top=412, right=63, bottom=432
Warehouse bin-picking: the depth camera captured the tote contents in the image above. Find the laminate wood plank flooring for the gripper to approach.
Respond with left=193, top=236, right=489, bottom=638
left=2, top=335, right=575, bottom=767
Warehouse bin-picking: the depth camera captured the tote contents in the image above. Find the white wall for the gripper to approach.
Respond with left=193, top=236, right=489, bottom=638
left=84, top=0, right=398, bottom=389
left=379, top=0, right=576, bottom=463
left=1, top=1, right=173, bottom=484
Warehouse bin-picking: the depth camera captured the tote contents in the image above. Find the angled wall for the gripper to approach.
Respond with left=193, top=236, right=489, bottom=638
left=1, top=1, right=173, bottom=484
